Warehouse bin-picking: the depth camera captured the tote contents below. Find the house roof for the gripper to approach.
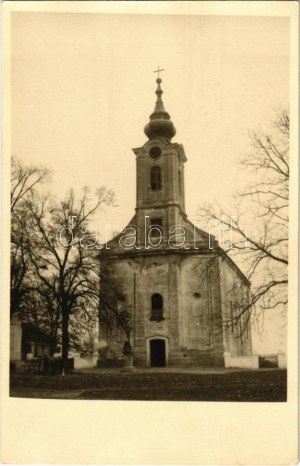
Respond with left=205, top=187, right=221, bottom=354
left=22, top=323, right=54, bottom=345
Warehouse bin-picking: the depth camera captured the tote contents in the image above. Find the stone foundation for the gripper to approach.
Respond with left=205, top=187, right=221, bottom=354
left=98, top=348, right=226, bottom=369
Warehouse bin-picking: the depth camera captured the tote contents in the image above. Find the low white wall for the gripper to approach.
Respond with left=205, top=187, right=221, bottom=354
left=278, top=353, right=287, bottom=369
left=74, top=355, right=98, bottom=369
left=224, top=354, right=259, bottom=369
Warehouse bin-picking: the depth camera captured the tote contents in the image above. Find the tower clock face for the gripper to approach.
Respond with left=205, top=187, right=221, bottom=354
left=149, top=146, right=161, bottom=159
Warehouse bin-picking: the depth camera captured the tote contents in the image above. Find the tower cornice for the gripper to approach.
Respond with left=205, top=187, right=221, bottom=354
left=132, top=141, right=187, bottom=163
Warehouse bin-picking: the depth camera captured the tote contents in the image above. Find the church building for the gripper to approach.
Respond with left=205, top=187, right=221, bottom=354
left=98, top=74, right=253, bottom=368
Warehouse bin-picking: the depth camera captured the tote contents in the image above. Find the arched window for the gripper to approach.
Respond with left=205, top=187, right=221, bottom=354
left=151, top=166, right=162, bottom=191
left=149, top=218, right=162, bottom=238
left=150, top=293, right=164, bottom=321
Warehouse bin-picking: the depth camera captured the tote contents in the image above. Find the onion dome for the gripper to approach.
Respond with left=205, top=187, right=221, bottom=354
left=144, top=78, right=176, bottom=140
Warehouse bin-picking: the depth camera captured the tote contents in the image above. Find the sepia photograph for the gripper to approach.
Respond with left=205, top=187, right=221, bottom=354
left=1, top=1, right=298, bottom=464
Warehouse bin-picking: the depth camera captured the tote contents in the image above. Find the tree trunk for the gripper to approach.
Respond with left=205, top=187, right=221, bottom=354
left=50, top=323, right=57, bottom=357
left=61, top=310, right=69, bottom=372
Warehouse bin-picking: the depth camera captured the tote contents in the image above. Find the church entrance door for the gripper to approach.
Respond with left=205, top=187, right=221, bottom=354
left=150, top=339, right=166, bottom=367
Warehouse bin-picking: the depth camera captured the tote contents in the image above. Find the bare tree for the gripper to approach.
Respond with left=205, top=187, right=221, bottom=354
left=10, top=157, right=50, bottom=317
left=18, top=283, right=61, bottom=356
left=69, top=310, right=98, bottom=357
left=198, top=110, right=289, bottom=326
left=11, top=156, right=50, bottom=214
left=25, top=186, right=115, bottom=370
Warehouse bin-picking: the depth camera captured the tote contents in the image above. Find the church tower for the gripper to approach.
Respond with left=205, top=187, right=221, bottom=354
left=133, top=76, right=187, bottom=248
left=99, top=73, right=253, bottom=368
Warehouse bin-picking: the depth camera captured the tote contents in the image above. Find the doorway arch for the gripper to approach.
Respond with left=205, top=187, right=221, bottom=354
left=147, top=337, right=168, bottom=367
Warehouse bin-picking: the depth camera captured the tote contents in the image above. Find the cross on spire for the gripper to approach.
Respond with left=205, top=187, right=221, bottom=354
left=153, top=66, right=165, bottom=79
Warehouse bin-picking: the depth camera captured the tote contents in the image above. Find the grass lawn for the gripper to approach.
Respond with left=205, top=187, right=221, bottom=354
left=10, top=368, right=287, bottom=401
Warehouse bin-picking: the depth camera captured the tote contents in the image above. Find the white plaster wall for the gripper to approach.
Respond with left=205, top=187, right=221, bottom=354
left=219, top=257, right=252, bottom=356
left=180, top=255, right=223, bottom=351
left=10, top=321, right=22, bottom=361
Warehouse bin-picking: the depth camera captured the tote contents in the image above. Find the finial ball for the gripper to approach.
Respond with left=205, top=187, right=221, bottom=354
left=156, top=78, right=162, bottom=84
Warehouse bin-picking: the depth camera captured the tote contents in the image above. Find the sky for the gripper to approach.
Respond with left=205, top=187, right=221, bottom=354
left=11, top=12, right=290, bottom=353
